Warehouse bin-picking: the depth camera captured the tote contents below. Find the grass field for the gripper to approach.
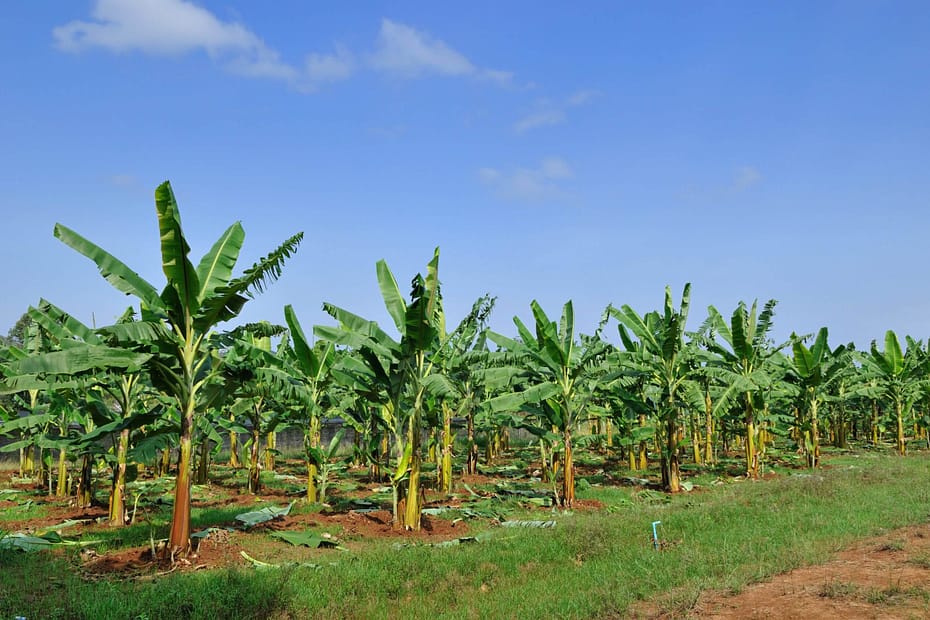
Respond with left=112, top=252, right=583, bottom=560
left=2, top=449, right=929, bottom=619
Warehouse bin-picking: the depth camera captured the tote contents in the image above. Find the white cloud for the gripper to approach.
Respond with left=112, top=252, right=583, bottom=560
left=566, top=89, right=598, bottom=106
left=733, top=166, right=762, bottom=191
left=480, top=69, right=515, bottom=86
left=370, top=19, right=511, bottom=84
left=305, top=45, right=355, bottom=83
left=108, top=174, right=138, bottom=187
left=514, top=89, right=599, bottom=134
left=369, top=125, right=407, bottom=139
left=53, top=0, right=354, bottom=90
left=54, top=0, right=274, bottom=59
left=479, top=158, right=574, bottom=202
left=53, top=6, right=514, bottom=92
left=540, top=157, right=573, bottom=180
left=514, top=109, right=565, bottom=133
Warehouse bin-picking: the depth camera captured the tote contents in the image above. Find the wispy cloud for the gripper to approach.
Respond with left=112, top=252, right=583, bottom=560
left=53, top=5, right=512, bottom=93
left=514, top=109, right=566, bottom=133
left=677, top=165, right=764, bottom=202
left=368, top=125, right=408, bottom=140
left=514, top=89, right=599, bottom=133
left=107, top=173, right=138, bottom=188
left=369, top=19, right=512, bottom=84
left=732, top=165, right=762, bottom=191
left=53, top=0, right=354, bottom=91
left=479, top=157, right=574, bottom=202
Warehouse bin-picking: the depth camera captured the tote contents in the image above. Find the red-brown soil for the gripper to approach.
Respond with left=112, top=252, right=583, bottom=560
left=638, top=523, right=930, bottom=619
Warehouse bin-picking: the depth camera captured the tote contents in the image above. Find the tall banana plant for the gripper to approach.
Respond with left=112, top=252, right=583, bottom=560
left=54, top=181, right=302, bottom=555
left=217, top=324, right=293, bottom=494
left=705, top=300, right=785, bottom=478
left=488, top=300, right=608, bottom=507
left=787, top=328, right=852, bottom=467
left=430, top=295, right=495, bottom=492
left=864, top=331, right=923, bottom=455
left=1, top=301, right=151, bottom=508
left=283, top=305, right=336, bottom=503
left=23, top=301, right=155, bottom=522
left=315, top=248, right=443, bottom=530
left=608, top=284, right=693, bottom=492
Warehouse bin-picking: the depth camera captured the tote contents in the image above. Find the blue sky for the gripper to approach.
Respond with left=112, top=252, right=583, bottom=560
left=2, top=1, right=929, bottom=350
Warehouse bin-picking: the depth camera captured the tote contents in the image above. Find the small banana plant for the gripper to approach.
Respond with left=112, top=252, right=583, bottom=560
left=306, top=428, right=347, bottom=505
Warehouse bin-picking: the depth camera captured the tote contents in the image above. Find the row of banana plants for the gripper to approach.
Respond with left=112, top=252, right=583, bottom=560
left=2, top=181, right=929, bottom=559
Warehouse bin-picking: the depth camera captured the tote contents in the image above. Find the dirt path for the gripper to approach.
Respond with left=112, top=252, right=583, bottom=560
left=682, top=523, right=930, bottom=620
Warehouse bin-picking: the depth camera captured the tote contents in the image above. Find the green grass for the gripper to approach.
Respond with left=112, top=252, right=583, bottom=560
left=1, top=453, right=929, bottom=619
left=0, top=498, right=48, bottom=522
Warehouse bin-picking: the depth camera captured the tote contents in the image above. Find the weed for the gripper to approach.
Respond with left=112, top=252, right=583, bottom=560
left=819, top=580, right=859, bottom=598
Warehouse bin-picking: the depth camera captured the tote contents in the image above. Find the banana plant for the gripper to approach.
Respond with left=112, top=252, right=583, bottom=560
left=54, top=181, right=302, bottom=555
left=864, top=331, right=923, bottom=455
left=488, top=300, right=609, bottom=507
left=705, top=299, right=786, bottom=478
left=33, top=302, right=157, bottom=520
left=315, top=248, right=444, bottom=530
left=1, top=301, right=151, bottom=510
left=608, top=285, right=694, bottom=492
left=217, top=324, right=293, bottom=494
left=282, top=305, right=337, bottom=503
left=306, top=428, right=347, bottom=504
left=786, top=328, right=852, bottom=467
left=429, top=295, right=495, bottom=492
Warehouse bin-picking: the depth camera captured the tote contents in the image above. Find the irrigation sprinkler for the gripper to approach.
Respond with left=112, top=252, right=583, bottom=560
left=651, top=520, right=662, bottom=550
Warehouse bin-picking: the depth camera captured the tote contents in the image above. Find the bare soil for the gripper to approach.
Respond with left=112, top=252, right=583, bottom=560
left=637, top=523, right=930, bottom=619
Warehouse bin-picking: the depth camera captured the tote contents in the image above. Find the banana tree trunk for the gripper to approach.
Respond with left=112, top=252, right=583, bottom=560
left=306, top=417, right=320, bottom=502
left=465, top=410, right=478, bottom=476
left=690, top=412, right=702, bottom=465
left=248, top=427, right=261, bottom=494
left=661, top=413, right=681, bottom=493
left=704, top=390, right=715, bottom=465
left=638, top=413, right=649, bottom=470
left=808, top=399, right=820, bottom=468
left=605, top=419, right=613, bottom=455
left=157, top=448, right=170, bottom=477
left=539, top=438, right=551, bottom=482
left=896, top=399, right=906, bottom=455
left=834, top=400, right=847, bottom=449
left=228, top=414, right=240, bottom=468
left=402, top=409, right=423, bottom=531
left=562, top=427, right=575, bottom=507
left=439, top=403, right=453, bottom=494
left=428, top=429, right=438, bottom=465
left=746, top=417, right=758, bottom=478
left=110, top=428, right=130, bottom=526
left=77, top=454, right=93, bottom=508
left=167, top=405, right=194, bottom=557
left=264, top=431, right=276, bottom=473
left=369, top=416, right=386, bottom=482
left=55, top=449, right=69, bottom=497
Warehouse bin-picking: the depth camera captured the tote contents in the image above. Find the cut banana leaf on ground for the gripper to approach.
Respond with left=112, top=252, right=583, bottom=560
left=0, top=531, right=101, bottom=552
left=235, top=502, right=294, bottom=528
left=270, top=530, right=344, bottom=549
left=500, top=520, right=557, bottom=528
left=240, top=550, right=323, bottom=570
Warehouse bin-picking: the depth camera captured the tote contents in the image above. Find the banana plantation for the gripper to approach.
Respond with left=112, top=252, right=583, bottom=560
left=3, top=181, right=930, bottom=573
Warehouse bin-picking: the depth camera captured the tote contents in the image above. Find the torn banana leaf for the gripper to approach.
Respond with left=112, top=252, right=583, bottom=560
left=270, top=530, right=342, bottom=549
left=0, top=531, right=101, bottom=552
left=240, top=550, right=322, bottom=570
left=501, top=520, right=557, bottom=528
left=235, top=502, right=294, bottom=528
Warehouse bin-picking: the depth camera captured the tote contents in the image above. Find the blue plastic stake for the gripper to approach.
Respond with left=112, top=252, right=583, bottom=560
left=651, top=521, right=662, bottom=550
